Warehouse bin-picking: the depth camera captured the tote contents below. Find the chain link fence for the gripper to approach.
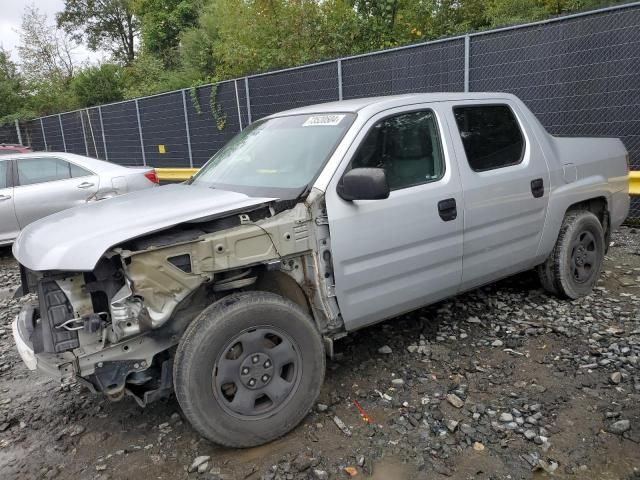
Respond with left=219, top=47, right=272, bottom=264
left=11, top=1, right=640, bottom=219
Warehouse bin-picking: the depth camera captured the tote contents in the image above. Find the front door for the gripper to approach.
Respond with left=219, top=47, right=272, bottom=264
left=0, top=159, right=19, bottom=244
left=13, top=156, right=99, bottom=228
left=326, top=106, right=464, bottom=331
left=445, top=101, right=550, bottom=291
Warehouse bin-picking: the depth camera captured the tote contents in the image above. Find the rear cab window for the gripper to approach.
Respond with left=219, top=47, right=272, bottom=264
left=453, top=104, right=525, bottom=172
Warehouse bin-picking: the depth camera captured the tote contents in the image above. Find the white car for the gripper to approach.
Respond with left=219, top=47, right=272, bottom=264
left=0, top=152, right=159, bottom=245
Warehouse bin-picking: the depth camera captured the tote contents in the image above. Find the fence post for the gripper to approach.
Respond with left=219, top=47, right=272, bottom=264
left=244, top=77, right=252, bottom=124
left=464, top=34, right=470, bottom=92
left=58, top=114, right=67, bottom=152
left=181, top=89, right=194, bottom=168
left=337, top=60, right=343, bottom=101
left=15, top=119, right=23, bottom=145
left=98, top=106, right=108, bottom=161
left=40, top=118, right=48, bottom=151
left=79, top=110, right=89, bottom=156
left=135, top=99, right=147, bottom=166
left=234, top=80, right=243, bottom=131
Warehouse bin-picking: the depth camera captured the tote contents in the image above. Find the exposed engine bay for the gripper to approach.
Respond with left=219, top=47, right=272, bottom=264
left=16, top=190, right=340, bottom=406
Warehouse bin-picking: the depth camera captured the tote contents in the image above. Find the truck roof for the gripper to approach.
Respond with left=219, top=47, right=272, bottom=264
left=268, top=92, right=519, bottom=118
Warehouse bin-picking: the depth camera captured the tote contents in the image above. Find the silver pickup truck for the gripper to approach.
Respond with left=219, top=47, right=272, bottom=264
left=11, top=93, right=629, bottom=447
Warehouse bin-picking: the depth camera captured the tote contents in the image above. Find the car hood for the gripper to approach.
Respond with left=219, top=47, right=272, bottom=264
left=13, top=184, right=275, bottom=272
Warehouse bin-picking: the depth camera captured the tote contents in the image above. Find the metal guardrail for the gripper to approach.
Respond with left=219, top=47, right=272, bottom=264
left=630, top=171, right=640, bottom=196
left=155, top=168, right=199, bottom=182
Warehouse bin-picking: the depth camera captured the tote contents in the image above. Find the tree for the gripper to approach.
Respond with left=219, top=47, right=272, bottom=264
left=71, top=64, right=126, bottom=106
left=0, top=48, right=26, bottom=123
left=18, top=5, right=77, bottom=84
left=57, top=0, right=139, bottom=65
left=133, top=0, right=203, bottom=65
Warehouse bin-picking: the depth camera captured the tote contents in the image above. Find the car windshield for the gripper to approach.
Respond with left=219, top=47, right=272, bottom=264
left=191, top=113, right=355, bottom=198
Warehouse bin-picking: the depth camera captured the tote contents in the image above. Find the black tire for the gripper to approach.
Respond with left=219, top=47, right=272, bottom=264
left=537, top=210, right=605, bottom=299
left=173, top=291, right=325, bottom=448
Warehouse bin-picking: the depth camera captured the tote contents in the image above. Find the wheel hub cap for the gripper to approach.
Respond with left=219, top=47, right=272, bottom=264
left=239, top=352, right=274, bottom=389
left=570, top=230, right=597, bottom=284
left=212, top=326, right=301, bottom=419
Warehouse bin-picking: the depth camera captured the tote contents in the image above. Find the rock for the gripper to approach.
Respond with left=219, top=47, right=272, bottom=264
left=610, top=372, right=622, bottom=384
left=391, top=378, right=405, bottom=387
left=95, top=464, right=106, bottom=472
left=188, top=456, right=211, bottom=473
left=446, top=419, right=459, bottom=432
left=378, top=345, right=392, bottom=354
left=292, top=453, right=315, bottom=472
left=333, top=416, right=351, bottom=436
left=311, top=469, right=329, bottom=480
left=68, top=425, right=85, bottom=437
left=446, top=393, right=464, bottom=408
left=607, top=419, right=630, bottom=435
left=491, top=339, right=504, bottom=347
left=473, top=442, right=485, bottom=451
left=499, top=413, right=514, bottom=422
left=524, top=430, right=536, bottom=440
left=316, top=403, right=328, bottom=413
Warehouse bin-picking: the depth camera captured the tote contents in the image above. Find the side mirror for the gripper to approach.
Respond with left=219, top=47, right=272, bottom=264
left=338, top=167, right=390, bottom=201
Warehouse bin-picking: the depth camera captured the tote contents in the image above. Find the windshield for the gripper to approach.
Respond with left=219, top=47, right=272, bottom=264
left=191, top=113, right=355, bottom=198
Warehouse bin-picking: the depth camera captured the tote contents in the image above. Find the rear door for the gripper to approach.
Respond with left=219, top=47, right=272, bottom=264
left=445, top=101, right=550, bottom=290
left=0, top=159, right=20, bottom=243
left=12, top=157, right=99, bottom=228
left=326, top=105, right=464, bottom=331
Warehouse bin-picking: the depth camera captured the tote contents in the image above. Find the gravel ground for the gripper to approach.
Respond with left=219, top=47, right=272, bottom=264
left=0, top=228, right=639, bottom=480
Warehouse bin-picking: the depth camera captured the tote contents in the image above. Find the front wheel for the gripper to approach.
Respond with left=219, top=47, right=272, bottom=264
left=173, top=291, right=325, bottom=448
left=537, top=210, right=605, bottom=299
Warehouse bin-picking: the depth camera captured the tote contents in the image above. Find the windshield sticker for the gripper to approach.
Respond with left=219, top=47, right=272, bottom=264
left=303, top=114, right=346, bottom=127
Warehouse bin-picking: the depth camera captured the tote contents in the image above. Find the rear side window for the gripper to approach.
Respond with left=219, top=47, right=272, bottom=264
left=0, top=161, right=7, bottom=189
left=17, top=158, right=72, bottom=186
left=69, top=162, right=91, bottom=178
left=350, top=110, right=444, bottom=190
left=453, top=105, right=525, bottom=172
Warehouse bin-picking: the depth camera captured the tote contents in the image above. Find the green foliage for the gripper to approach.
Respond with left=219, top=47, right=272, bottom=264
left=189, top=80, right=227, bottom=131
left=134, top=0, right=203, bottom=66
left=71, top=64, right=127, bottom=107
left=210, top=83, right=226, bottom=131
left=0, top=49, right=24, bottom=121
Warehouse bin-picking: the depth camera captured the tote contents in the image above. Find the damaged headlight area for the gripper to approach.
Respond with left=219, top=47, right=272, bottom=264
left=14, top=254, right=201, bottom=407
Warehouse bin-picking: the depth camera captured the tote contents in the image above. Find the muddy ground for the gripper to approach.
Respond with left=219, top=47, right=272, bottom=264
left=0, top=228, right=639, bottom=480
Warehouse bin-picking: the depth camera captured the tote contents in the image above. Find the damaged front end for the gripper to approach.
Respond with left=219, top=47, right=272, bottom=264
left=12, top=193, right=342, bottom=407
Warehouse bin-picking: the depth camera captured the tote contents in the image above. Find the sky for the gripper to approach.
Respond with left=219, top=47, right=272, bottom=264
left=0, top=0, right=104, bottom=64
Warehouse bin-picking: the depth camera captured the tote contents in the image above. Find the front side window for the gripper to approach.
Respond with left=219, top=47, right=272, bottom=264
left=192, top=113, right=355, bottom=198
left=453, top=105, right=525, bottom=172
left=0, top=161, right=7, bottom=189
left=350, top=110, right=444, bottom=190
left=17, top=158, right=72, bottom=186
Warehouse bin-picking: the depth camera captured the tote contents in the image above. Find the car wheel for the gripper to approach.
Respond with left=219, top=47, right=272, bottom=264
left=173, top=291, right=325, bottom=448
left=538, top=210, right=605, bottom=299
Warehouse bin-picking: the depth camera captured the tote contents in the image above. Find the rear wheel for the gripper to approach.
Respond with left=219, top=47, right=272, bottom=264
left=173, top=291, right=325, bottom=448
left=537, top=210, right=605, bottom=299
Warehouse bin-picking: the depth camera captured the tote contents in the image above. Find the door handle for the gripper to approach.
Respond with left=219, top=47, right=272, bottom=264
left=438, top=198, right=457, bottom=221
left=531, top=178, right=544, bottom=198
left=77, top=182, right=95, bottom=189
left=0, top=195, right=11, bottom=201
